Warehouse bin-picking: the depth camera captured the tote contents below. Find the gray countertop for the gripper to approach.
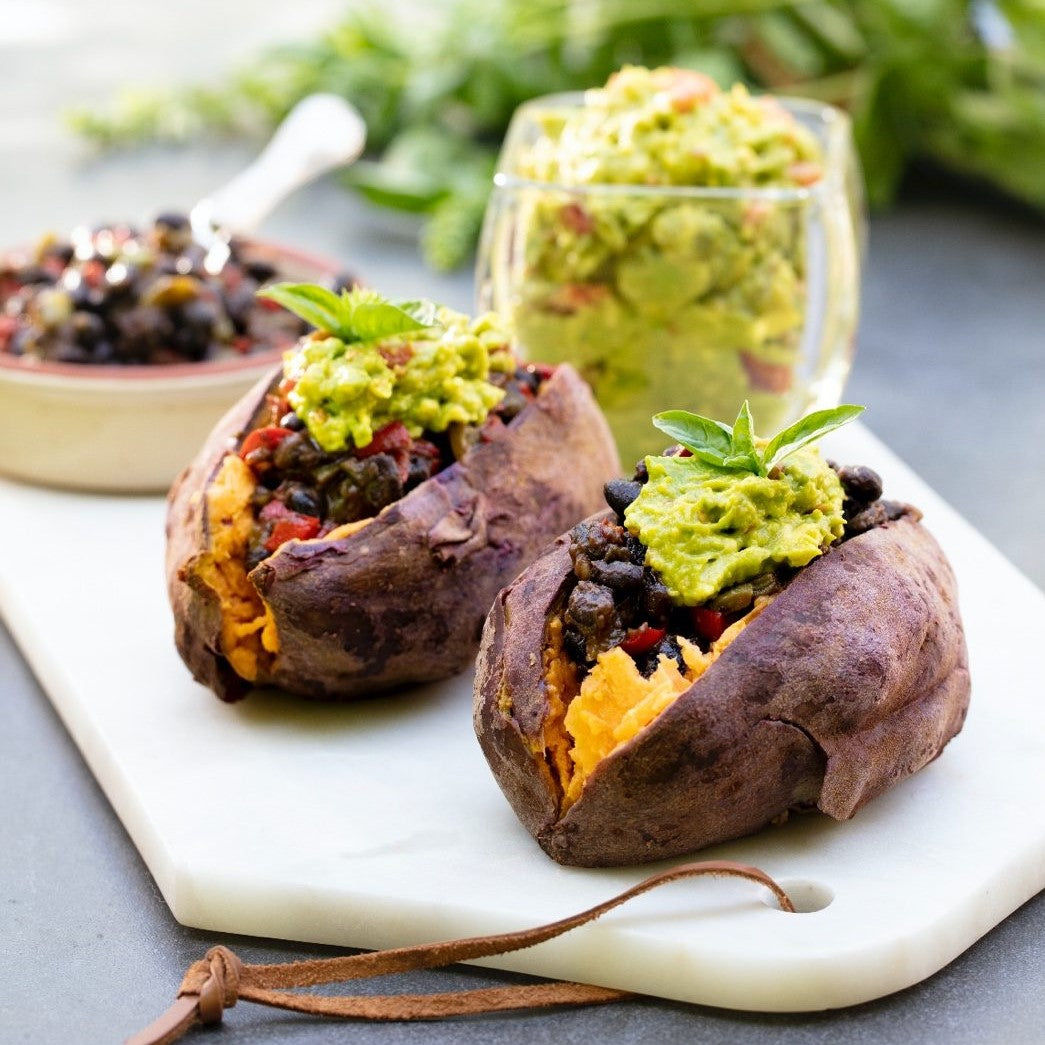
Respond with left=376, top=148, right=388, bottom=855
left=1, top=4, right=1043, bottom=1043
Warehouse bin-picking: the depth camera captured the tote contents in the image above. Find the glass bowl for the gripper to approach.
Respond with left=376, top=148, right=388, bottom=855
left=477, top=92, right=863, bottom=466
left=0, top=240, right=342, bottom=493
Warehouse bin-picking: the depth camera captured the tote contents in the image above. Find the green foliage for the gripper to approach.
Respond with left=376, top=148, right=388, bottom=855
left=68, top=0, right=1045, bottom=268
left=652, top=402, right=864, bottom=475
left=256, top=284, right=434, bottom=342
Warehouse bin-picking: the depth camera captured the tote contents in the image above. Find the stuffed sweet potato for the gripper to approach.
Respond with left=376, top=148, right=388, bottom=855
left=166, top=286, right=619, bottom=702
left=474, top=405, right=970, bottom=866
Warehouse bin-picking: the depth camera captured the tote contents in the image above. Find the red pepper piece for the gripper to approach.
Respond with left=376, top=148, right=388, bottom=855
left=740, top=352, right=793, bottom=394
left=356, top=420, right=412, bottom=458
left=691, top=607, right=727, bottom=642
left=264, top=511, right=321, bottom=552
left=620, top=624, right=667, bottom=656
left=526, top=363, right=556, bottom=381
left=560, top=202, right=595, bottom=235
left=0, top=315, right=18, bottom=351
left=81, top=259, right=106, bottom=289
left=239, top=425, right=295, bottom=459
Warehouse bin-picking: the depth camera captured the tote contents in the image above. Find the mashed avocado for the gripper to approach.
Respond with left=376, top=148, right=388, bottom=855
left=285, top=308, right=512, bottom=451
left=624, top=445, right=844, bottom=605
left=522, top=67, right=822, bottom=190
left=503, top=66, right=828, bottom=464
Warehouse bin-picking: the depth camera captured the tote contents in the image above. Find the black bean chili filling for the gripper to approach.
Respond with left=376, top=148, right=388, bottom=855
left=0, top=213, right=355, bottom=365
left=562, top=451, right=908, bottom=680
left=239, top=364, right=552, bottom=570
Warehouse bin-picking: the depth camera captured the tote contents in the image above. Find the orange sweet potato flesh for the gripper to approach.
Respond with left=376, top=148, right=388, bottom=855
left=473, top=510, right=970, bottom=866
left=166, top=363, right=620, bottom=701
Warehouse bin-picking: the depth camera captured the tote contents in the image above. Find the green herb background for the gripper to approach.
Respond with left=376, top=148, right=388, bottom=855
left=69, top=0, right=1045, bottom=270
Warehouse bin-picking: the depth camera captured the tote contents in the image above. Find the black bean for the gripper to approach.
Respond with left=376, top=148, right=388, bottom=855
left=359, top=454, right=403, bottom=509
left=250, top=486, right=274, bottom=510
left=153, top=212, right=190, bottom=230
left=72, top=312, right=105, bottom=346
left=846, top=500, right=891, bottom=535
left=41, top=243, right=74, bottom=265
left=603, top=479, right=642, bottom=518
left=245, top=260, right=277, bottom=282
left=244, top=542, right=270, bottom=572
left=406, top=449, right=440, bottom=488
left=589, top=559, right=644, bottom=591
left=562, top=627, right=588, bottom=668
left=274, top=431, right=324, bottom=473
left=278, top=411, right=305, bottom=431
left=837, top=464, right=883, bottom=505
left=91, top=339, right=115, bottom=363
left=570, top=518, right=626, bottom=562
left=516, top=366, right=542, bottom=394
left=565, top=581, right=616, bottom=628
left=181, top=298, right=222, bottom=331
left=17, top=265, right=56, bottom=286
left=283, top=483, right=323, bottom=516
left=493, top=382, right=529, bottom=423
left=223, top=284, right=259, bottom=327
left=624, top=533, right=647, bottom=562
left=52, top=342, right=91, bottom=364
left=565, top=580, right=625, bottom=662
left=641, top=634, right=684, bottom=676
left=641, top=573, right=674, bottom=618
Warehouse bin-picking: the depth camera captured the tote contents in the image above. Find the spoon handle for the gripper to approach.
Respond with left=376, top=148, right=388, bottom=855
left=191, top=93, right=366, bottom=243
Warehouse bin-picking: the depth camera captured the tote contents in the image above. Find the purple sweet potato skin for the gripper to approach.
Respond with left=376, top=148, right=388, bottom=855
left=166, top=364, right=620, bottom=701
left=473, top=512, right=970, bottom=866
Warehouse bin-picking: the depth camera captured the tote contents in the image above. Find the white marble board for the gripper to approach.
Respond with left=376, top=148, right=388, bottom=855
left=0, top=422, right=1042, bottom=1012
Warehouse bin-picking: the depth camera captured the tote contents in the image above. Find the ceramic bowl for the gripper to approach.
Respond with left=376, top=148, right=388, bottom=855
left=0, top=241, right=340, bottom=493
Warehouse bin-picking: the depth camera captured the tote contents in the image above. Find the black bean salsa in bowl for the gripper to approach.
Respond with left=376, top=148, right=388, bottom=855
left=0, top=213, right=350, bottom=492
left=0, top=213, right=353, bottom=369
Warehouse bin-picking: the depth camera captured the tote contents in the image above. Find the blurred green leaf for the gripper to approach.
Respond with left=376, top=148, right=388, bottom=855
left=69, top=0, right=1045, bottom=268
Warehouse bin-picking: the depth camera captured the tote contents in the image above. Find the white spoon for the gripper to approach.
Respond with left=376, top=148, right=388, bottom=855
left=190, top=93, right=367, bottom=272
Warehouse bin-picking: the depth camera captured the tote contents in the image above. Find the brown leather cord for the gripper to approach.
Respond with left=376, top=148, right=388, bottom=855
left=125, top=859, right=794, bottom=1044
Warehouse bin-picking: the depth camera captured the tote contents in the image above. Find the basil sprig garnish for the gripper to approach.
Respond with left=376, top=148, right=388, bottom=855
left=257, top=283, right=436, bottom=343
left=652, top=401, right=864, bottom=476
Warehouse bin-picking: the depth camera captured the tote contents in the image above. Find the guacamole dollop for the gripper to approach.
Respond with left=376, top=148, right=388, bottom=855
left=503, top=66, right=831, bottom=464
left=522, top=66, right=822, bottom=190
left=624, top=446, right=844, bottom=605
left=285, top=308, right=512, bottom=451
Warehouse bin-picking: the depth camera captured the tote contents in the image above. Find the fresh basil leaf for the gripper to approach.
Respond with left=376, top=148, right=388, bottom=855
left=652, top=410, right=733, bottom=459
left=723, top=401, right=764, bottom=474
left=256, top=283, right=347, bottom=336
left=763, top=404, right=865, bottom=471
left=257, top=284, right=437, bottom=343
left=721, top=449, right=762, bottom=473
left=340, top=288, right=433, bottom=342
left=394, top=298, right=441, bottom=328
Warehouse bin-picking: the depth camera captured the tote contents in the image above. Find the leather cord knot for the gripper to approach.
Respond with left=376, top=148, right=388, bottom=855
left=126, top=859, right=794, bottom=1045
left=179, top=945, right=242, bottom=1025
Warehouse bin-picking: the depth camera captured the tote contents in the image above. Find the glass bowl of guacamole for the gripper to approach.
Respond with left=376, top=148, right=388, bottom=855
left=477, top=67, right=863, bottom=468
